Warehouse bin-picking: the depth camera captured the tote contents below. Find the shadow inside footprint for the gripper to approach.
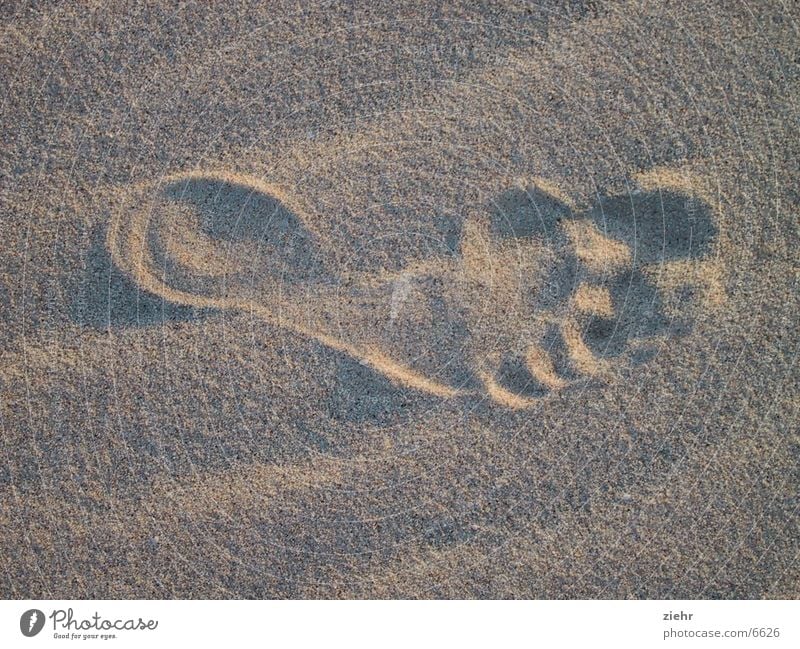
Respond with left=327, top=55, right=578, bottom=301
left=583, top=270, right=672, bottom=357
left=327, top=354, right=424, bottom=423
left=71, top=226, right=205, bottom=329
left=489, top=185, right=583, bottom=314
left=580, top=189, right=715, bottom=355
left=489, top=185, right=574, bottom=241
left=495, top=355, right=549, bottom=398
left=161, top=176, right=328, bottom=286
left=586, top=189, right=717, bottom=264
left=482, top=182, right=717, bottom=399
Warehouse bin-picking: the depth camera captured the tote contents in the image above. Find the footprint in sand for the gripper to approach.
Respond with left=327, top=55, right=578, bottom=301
left=107, top=167, right=723, bottom=409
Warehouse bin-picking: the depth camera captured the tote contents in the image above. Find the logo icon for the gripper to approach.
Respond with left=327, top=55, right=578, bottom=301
left=20, top=609, right=45, bottom=637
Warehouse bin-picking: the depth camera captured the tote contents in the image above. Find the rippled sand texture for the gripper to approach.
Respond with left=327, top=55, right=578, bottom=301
left=1, top=1, right=797, bottom=598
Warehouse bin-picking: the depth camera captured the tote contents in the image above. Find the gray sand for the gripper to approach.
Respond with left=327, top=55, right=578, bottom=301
left=0, top=1, right=797, bottom=598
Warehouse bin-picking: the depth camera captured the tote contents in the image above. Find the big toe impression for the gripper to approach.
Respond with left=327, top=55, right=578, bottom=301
left=586, top=188, right=717, bottom=265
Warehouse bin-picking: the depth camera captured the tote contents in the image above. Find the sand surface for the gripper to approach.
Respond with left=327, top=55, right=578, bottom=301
left=1, top=1, right=798, bottom=598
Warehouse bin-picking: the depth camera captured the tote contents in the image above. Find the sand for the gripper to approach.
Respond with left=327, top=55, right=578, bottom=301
left=0, top=1, right=797, bottom=598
